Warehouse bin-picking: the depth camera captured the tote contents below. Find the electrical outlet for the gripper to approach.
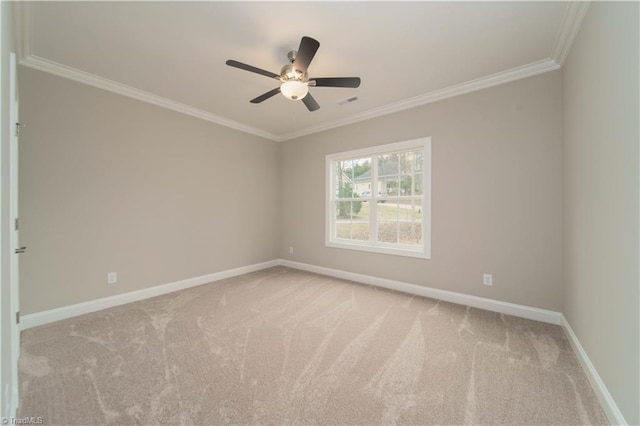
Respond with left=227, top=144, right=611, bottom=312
left=107, top=272, right=117, bottom=284
left=289, top=246, right=294, bottom=254
left=483, top=274, right=493, bottom=286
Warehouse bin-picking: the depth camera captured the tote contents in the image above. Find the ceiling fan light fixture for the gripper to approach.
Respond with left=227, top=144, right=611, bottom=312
left=280, top=80, right=309, bottom=101
left=226, top=36, right=360, bottom=111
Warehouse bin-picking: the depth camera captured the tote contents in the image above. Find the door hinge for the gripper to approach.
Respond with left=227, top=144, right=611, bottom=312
left=15, top=122, right=20, bottom=137
left=16, top=311, right=20, bottom=325
left=14, top=217, right=18, bottom=231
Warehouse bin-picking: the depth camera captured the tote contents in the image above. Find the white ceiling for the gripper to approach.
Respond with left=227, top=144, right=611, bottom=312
left=16, top=1, right=586, bottom=141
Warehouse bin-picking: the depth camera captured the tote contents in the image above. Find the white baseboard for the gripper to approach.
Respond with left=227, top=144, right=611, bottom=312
left=20, top=258, right=624, bottom=424
left=20, top=257, right=564, bottom=328
left=20, top=260, right=280, bottom=330
left=11, top=386, right=17, bottom=418
left=561, top=315, right=627, bottom=426
left=3, top=383, right=17, bottom=420
left=279, top=259, right=562, bottom=325
left=281, top=261, right=628, bottom=422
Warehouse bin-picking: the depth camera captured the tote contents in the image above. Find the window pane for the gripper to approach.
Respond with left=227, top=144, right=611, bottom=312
left=383, top=176, right=399, bottom=196
left=377, top=201, right=399, bottom=243
left=335, top=202, right=369, bottom=241
left=327, top=138, right=429, bottom=258
left=376, top=200, right=396, bottom=220
left=358, top=201, right=371, bottom=221
left=378, top=154, right=398, bottom=178
left=406, top=198, right=423, bottom=219
left=344, top=160, right=355, bottom=179
left=336, top=222, right=370, bottom=241
left=400, top=151, right=415, bottom=174
left=336, top=181, right=356, bottom=199
left=377, top=221, right=399, bottom=243
left=335, top=160, right=352, bottom=199
left=352, top=158, right=372, bottom=198
left=399, top=220, right=422, bottom=245
left=377, top=200, right=423, bottom=245
left=414, top=150, right=424, bottom=172
left=334, top=164, right=342, bottom=196
left=400, top=175, right=413, bottom=196
left=335, top=158, right=371, bottom=199
left=335, top=200, right=366, bottom=220
left=407, top=198, right=422, bottom=245
left=413, top=173, right=423, bottom=196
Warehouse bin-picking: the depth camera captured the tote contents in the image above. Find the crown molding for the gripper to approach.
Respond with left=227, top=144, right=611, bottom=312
left=19, top=55, right=281, bottom=141
left=19, top=53, right=559, bottom=144
left=14, top=1, right=279, bottom=141
left=13, top=1, right=574, bottom=143
left=278, top=58, right=560, bottom=141
left=551, top=1, right=591, bottom=66
left=12, top=0, right=33, bottom=61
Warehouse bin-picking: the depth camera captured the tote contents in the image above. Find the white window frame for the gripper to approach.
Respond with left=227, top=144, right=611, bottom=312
left=325, top=137, right=431, bottom=259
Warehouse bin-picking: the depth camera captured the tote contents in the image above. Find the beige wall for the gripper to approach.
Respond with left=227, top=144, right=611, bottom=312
left=562, top=2, right=639, bottom=424
left=18, top=67, right=280, bottom=315
left=15, top=5, right=639, bottom=420
left=280, top=71, right=563, bottom=311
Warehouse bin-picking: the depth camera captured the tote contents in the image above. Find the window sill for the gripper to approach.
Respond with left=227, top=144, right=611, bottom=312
left=326, top=240, right=430, bottom=259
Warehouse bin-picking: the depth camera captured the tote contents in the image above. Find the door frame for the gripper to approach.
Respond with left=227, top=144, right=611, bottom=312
left=8, top=50, right=20, bottom=418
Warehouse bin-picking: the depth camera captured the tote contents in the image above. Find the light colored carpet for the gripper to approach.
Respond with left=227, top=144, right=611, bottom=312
left=19, top=267, right=607, bottom=425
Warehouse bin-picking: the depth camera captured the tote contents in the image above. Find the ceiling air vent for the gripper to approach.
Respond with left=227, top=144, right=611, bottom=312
left=338, top=96, right=359, bottom=106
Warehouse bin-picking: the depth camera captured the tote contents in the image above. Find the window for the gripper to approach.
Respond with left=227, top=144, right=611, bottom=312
left=326, top=138, right=431, bottom=259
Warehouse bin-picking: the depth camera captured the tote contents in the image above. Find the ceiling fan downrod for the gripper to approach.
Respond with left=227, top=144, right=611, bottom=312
left=225, top=36, right=361, bottom=111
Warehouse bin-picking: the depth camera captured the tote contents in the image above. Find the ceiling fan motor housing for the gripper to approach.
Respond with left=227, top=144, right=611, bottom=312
left=280, top=62, right=307, bottom=82
left=226, top=36, right=358, bottom=111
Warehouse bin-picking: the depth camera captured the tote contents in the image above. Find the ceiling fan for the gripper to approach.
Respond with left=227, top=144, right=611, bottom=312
left=226, top=36, right=361, bottom=112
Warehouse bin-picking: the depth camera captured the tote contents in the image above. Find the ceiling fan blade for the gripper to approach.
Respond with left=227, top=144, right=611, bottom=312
left=302, top=92, right=320, bottom=111
left=293, top=36, right=320, bottom=73
left=226, top=60, right=280, bottom=79
left=311, top=77, right=361, bottom=88
left=250, top=87, right=281, bottom=103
